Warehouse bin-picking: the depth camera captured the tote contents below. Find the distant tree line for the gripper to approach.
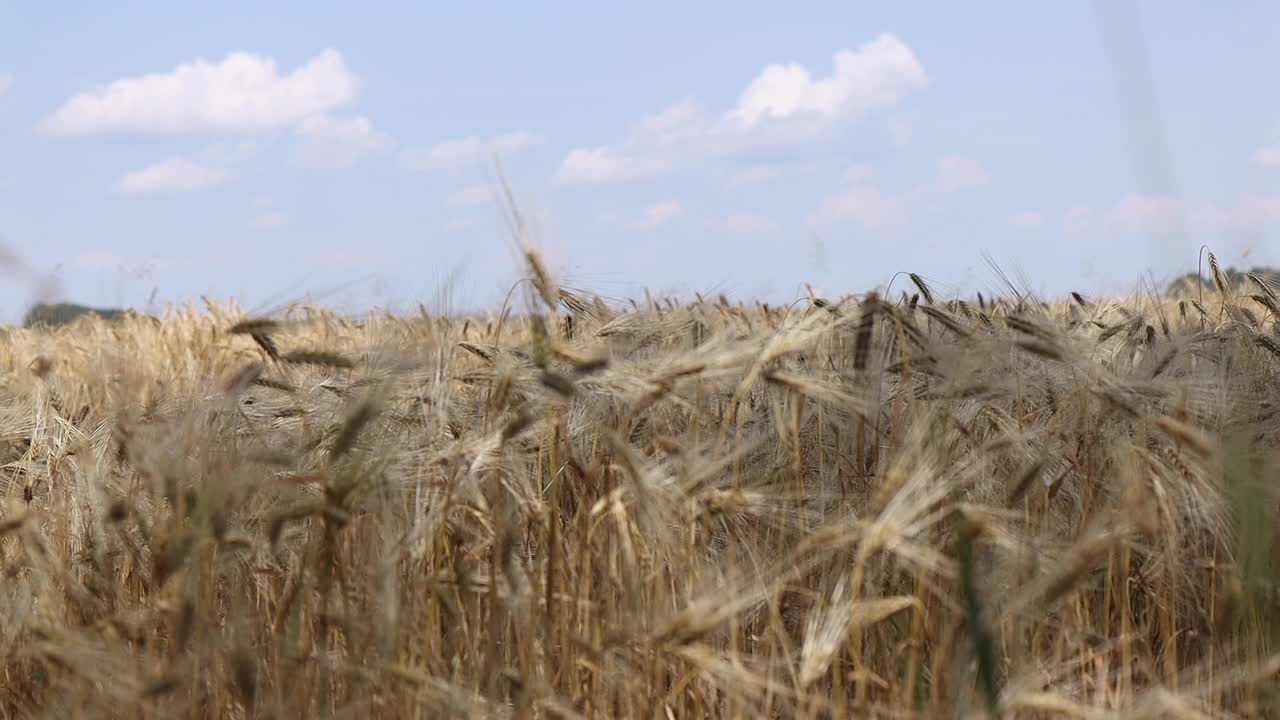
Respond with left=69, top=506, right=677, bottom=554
left=10, top=270, right=1279, bottom=329
left=22, top=302, right=129, bottom=328
left=1166, top=265, right=1280, bottom=294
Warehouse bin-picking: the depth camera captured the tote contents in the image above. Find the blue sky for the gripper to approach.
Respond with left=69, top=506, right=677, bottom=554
left=2, top=2, right=1280, bottom=320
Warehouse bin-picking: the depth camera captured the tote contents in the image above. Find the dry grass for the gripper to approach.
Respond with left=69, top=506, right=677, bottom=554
left=2, top=251, right=1280, bottom=718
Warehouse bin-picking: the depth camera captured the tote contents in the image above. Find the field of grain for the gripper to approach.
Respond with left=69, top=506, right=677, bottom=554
left=1, top=247, right=1279, bottom=718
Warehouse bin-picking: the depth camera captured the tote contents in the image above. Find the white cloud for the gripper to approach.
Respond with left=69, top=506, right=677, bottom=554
left=112, top=143, right=251, bottom=195
left=0, top=72, right=13, bottom=98
left=888, top=114, right=913, bottom=146
left=600, top=201, right=683, bottom=230
left=1252, top=142, right=1280, bottom=167
left=253, top=210, right=289, bottom=228
left=491, top=129, right=542, bottom=154
left=445, top=184, right=493, bottom=209
left=726, top=164, right=784, bottom=187
left=723, top=212, right=777, bottom=233
left=636, top=99, right=709, bottom=146
left=1190, top=193, right=1280, bottom=228
left=812, top=185, right=903, bottom=228
left=398, top=129, right=542, bottom=171
left=727, top=33, right=927, bottom=129
left=1064, top=205, right=1097, bottom=235
left=42, top=48, right=359, bottom=136
left=1106, top=193, right=1181, bottom=233
left=633, top=200, right=683, bottom=230
left=1238, top=195, right=1280, bottom=223
left=200, top=140, right=258, bottom=166
left=293, top=114, right=388, bottom=168
left=556, top=35, right=926, bottom=186
left=1008, top=210, right=1044, bottom=228
left=312, top=251, right=380, bottom=268
left=1062, top=195, right=1189, bottom=235
left=417, top=137, right=484, bottom=165
left=114, top=157, right=227, bottom=194
left=801, top=158, right=981, bottom=230
left=556, top=146, right=667, bottom=185
left=935, top=156, right=990, bottom=192
left=249, top=196, right=288, bottom=227
left=805, top=162, right=908, bottom=228
left=843, top=162, right=874, bottom=184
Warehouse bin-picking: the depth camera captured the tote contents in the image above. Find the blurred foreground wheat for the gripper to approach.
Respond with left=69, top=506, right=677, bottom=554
left=1, top=251, right=1279, bottom=718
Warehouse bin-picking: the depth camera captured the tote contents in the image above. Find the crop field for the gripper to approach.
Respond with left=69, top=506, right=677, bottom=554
left=1, top=248, right=1279, bottom=718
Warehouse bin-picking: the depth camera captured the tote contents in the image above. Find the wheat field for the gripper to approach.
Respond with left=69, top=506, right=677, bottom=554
left=1, top=247, right=1279, bottom=719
